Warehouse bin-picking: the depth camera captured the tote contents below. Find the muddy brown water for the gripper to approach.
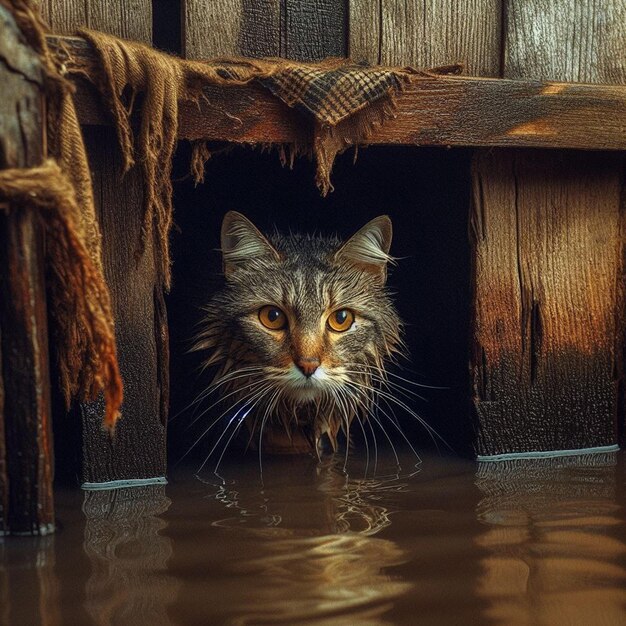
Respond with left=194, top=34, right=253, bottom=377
left=1, top=450, right=625, bottom=625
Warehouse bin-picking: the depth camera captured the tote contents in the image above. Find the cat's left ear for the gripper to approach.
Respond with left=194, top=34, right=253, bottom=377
left=335, top=215, right=394, bottom=284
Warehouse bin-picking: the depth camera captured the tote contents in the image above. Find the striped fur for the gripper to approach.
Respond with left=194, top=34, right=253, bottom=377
left=193, top=212, right=403, bottom=455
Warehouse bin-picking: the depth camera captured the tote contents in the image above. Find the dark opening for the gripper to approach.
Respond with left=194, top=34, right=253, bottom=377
left=166, top=145, right=474, bottom=461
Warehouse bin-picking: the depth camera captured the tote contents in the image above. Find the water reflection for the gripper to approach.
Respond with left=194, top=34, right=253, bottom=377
left=475, top=452, right=626, bottom=625
left=0, top=534, right=60, bottom=626
left=82, top=485, right=178, bottom=626
left=184, top=458, right=413, bottom=625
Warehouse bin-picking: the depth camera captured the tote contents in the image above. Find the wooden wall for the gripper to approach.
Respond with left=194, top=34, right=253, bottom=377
left=471, top=1, right=626, bottom=454
left=39, top=1, right=626, bottom=81
left=38, top=0, right=626, bottom=461
left=179, top=0, right=626, bottom=86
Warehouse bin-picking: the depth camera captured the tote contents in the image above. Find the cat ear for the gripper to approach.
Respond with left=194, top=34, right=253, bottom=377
left=221, top=211, right=280, bottom=277
left=335, top=215, right=394, bottom=283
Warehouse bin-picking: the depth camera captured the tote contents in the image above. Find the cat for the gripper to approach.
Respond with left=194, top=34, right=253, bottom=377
left=192, top=210, right=404, bottom=462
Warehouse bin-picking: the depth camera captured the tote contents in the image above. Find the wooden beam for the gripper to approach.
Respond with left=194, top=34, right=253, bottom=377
left=49, top=35, right=626, bottom=151
left=0, top=6, right=54, bottom=535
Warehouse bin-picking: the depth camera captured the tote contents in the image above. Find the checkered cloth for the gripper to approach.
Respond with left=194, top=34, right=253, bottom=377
left=259, top=61, right=406, bottom=126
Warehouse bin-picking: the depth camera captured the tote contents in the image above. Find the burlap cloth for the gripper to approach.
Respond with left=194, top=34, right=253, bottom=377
left=1, top=0, right=122, bottom=430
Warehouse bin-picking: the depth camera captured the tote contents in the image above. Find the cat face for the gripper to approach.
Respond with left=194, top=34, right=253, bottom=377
left=195, top=211, right=403, bottom=450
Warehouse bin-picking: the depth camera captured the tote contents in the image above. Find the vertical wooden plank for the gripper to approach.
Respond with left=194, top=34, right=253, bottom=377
left=240, top=0, right=282, bottom=57
left=80, top=127, right=167, bottom=485
left=39, top=1, right=165, bottom=484
left=39, top=0, right=86, bottom=35
left=284, top=0, right=347, bottom=60
left=40, top=0, right=152, bottom=42
left=491, top=2, right=626, bottom=452
left=504, top=0, right=626, bottom=83
left=0, top=6, right=53, bottom=534
left=183, top=0, right=281, bottom=59
left=183, top=0, right=348, bottom=61
left=470, top=149, right=623, bottom=456
left=349, top=0, right=501, bottom=76
left=183, top=0, right=242, bottom=58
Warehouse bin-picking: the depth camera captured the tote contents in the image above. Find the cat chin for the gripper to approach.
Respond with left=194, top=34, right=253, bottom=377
left=283, top=383, right=324, bottom=403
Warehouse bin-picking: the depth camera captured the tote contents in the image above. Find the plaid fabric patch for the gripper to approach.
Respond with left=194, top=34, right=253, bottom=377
left=259, top=64, right=404, bottom=126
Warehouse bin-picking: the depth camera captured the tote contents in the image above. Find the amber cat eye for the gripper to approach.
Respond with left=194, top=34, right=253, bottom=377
left=258, top=305, right=287, bottom=330
left=327, top=309, right=355, bottom=332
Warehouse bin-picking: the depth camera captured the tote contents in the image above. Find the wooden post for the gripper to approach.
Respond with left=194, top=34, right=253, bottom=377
left=79, top=127, right=168, bottom=487
left=470, top=0, right=626, bottom=458
left=0, top=6, right=54, bottom=533
left=470, top=150, right=623, bottom=457
left=39, top=1, right=168, bottom=487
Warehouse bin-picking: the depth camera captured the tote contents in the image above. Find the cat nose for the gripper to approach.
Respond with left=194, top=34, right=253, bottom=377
left=295, top=357, right=320, bottom=378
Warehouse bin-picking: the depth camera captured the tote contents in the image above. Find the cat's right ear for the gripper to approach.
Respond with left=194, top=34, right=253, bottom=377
left=220, top=211, right=281, bottom=277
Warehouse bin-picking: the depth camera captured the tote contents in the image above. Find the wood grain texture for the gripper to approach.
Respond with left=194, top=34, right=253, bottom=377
left=284, top=0, right=347, bottom=60
left=51, top=35, right=626, bottom=151
left=240, top=0, right=281, bottom=57
left=183, top=0, right=346, bottom=60
left=80, top=127, right=167, bottom=484
left=183, top=0, right=243, bottom=58
left=183, top=0, right=281, bottom=58
left=349, top=0, right=501, bottom=76
left=39, top=0, right=152, bottom=42
left=470, top=150, right=623, bottom=456
left=0, top=6, right=54, bottom=535
left=504, top=0, right=626, bottom=83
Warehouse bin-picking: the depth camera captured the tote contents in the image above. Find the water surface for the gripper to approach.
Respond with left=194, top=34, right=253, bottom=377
left=2, top=450, right=625, bottom=625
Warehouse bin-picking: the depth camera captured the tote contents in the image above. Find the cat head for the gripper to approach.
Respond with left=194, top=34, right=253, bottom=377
left=194, top=211, right=403, bottom=451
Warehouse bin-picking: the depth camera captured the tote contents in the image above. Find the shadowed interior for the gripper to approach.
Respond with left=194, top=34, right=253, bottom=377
left=167, top=144, right=473, bottom=462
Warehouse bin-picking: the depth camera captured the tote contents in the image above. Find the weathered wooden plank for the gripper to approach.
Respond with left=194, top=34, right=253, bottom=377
left=504, top=0, right=626, bottom=83
left=0, top=6, right=54, bottom=535
left=240, top=0, right=281, bottom=57
left=80, top=127, right=167, bottom=485
left=470, top=150, right=623, bottom=456
left=40, top=0, right=152, bottom=42
left=177, top=79, right=626, bottom=150
left=183, top=0, right=281, bottom=59
left=183, top=0, right=347, bottom=60
left=183, top=0, right=242, bottom=58
left=51, top=34, right=626, bottom=151
left=284, top=0, right=347, bottom=60
left=349, top=0, right=501, bottom=76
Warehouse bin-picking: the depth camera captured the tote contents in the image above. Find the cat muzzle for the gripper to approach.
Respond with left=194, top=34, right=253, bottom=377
left=295, top=357, right=321, bottom=378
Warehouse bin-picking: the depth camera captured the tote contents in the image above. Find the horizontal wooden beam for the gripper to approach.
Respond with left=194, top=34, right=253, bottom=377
left=49, top=35, right=626, bottom=150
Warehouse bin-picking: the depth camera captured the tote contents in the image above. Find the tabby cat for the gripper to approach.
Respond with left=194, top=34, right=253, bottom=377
left=193, top=211, right=404, bottom=461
